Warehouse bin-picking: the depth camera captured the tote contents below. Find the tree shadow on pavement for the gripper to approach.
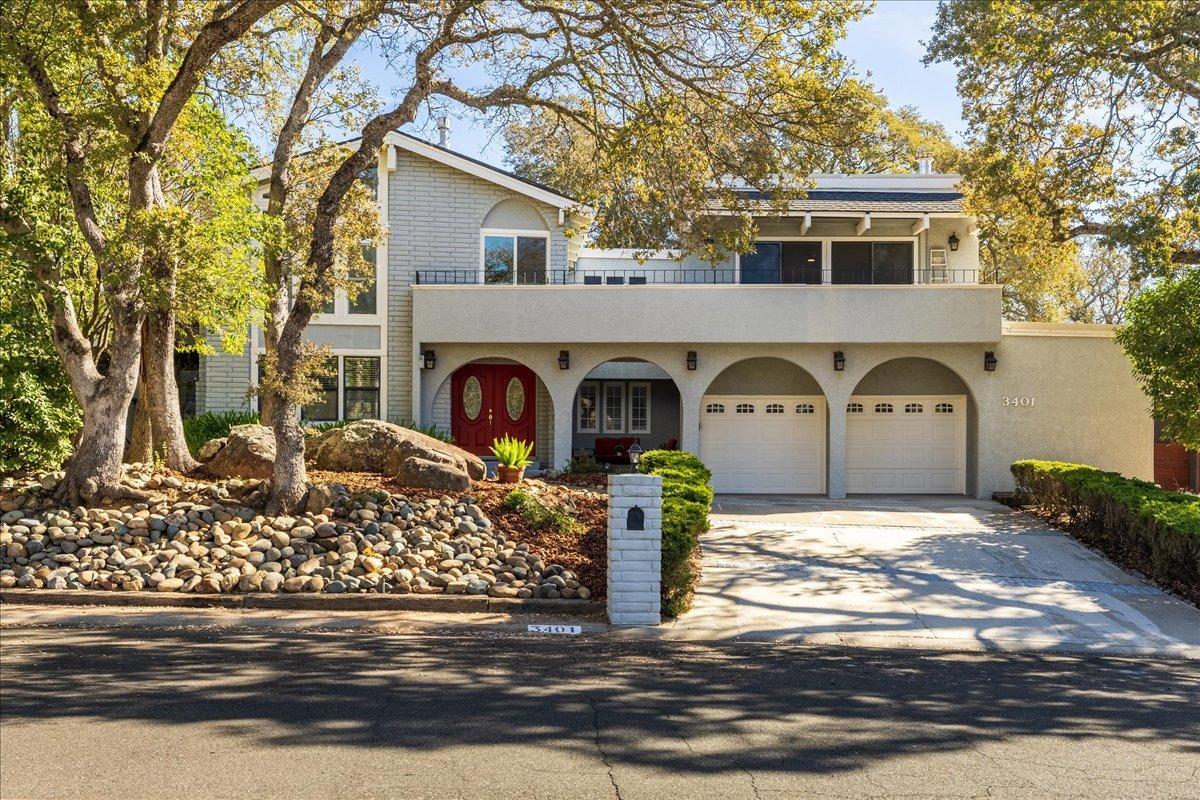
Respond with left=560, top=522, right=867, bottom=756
left=2, top=627, right=1198, bottom=775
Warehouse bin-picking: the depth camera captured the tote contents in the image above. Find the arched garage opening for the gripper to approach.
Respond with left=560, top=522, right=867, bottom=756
left=571, top=358, right=681, bottom=465
left=847, top=357, right=977, bottom=495
left=432, top=358, right=554, bottom=469
left=701, top=357, right=828, bottom=494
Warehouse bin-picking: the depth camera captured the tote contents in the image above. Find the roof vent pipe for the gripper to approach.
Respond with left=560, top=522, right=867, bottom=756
left=437, top=116, right=450, bottom=148
left=917, top=154, right=933, bottom=174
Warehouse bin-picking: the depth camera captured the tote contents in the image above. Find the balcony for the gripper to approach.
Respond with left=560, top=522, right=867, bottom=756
left=412, top=271, right=1004, bottom=345
left=415, top=267, right=992, bottom=286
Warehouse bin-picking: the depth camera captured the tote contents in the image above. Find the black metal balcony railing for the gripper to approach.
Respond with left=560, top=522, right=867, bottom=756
left=415, top=267, right=992, bottom=286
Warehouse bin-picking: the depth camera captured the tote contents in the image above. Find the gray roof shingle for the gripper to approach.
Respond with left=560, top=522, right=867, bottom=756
left=736, top=189, right=965, bottom=213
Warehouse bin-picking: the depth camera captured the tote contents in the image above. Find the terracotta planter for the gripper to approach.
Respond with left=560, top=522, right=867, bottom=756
left=496, top=464, right=526, bottom=484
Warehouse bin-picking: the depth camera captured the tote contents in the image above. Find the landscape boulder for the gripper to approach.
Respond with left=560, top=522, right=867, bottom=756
left=203, top=424, right=276, bottom=480
left=311, top=420, right=485, bottom=487
left=196, top=437, right=227, bottom=462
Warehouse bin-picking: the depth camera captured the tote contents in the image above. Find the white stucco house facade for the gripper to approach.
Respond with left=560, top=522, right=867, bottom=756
left=197, top=131, right=1153, bottom=499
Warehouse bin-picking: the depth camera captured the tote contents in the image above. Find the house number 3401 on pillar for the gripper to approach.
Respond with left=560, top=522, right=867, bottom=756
left=1001, top=396, right=1036, bottom=407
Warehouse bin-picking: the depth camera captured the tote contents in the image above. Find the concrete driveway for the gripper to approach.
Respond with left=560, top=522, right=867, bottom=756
left=668, top=495, right=1200, bottom=657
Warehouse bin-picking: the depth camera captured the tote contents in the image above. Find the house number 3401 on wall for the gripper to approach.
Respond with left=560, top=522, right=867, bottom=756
left=1001, top=396, right=1036, bottom=407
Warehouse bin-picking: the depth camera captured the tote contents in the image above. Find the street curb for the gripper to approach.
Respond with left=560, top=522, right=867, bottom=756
left=0, top=588, right=605, bottom=618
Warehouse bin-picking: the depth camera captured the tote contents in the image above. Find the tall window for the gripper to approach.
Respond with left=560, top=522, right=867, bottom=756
left=630, top=382, right=650, bottom=433
left=302, top=356, right=339, bottom=422
left=577, top=382, right=598, bottom=432
left=483, top=233, right=549, bottom=284
left=603, top=383, right=625, bottom=433
left=349, top=246, right=377, bottom=315
left=343, top=357, right=381, bottom=420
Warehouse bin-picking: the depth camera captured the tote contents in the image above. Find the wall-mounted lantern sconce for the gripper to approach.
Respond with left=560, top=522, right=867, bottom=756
left=686, top=350, right=698, bottom=371
left=422, top=349, right=436, bottom=370
left=558, top=349, right=570, bottom=370
left=984, top=351, right=998, bottom=372
left=833, top=350, right=846, bottom=372
left=948, top=232, right=960, bottom=252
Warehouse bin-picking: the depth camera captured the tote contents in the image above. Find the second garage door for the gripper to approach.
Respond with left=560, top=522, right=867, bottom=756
left=700, top=395, right=826, bottom=494
left=846, top=395, right=966, bottom=494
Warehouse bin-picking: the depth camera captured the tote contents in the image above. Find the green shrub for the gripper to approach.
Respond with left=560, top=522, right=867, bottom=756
left=502, top=489, right=581, bottom=534
left=1012, top=459, right=1200, bottom=592
left=638, top=448, right=712, bottom=617
left=566, top=454, right=604, bottom=473
left=490, top=434, right=535, bottom=467
left=183, top=410, right=260, bottom=456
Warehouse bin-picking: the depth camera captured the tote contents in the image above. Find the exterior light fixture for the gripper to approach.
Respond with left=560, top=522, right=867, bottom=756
left=628, top=440, right=644, bottom=468
left=686, top=350, right=698, bottom=371
left=422, top=349, right=436, bottom=370
left=558, top=349, right=570, bottom=370
left=948, top=232, right=960, bottom=252
left=833, top=350, right=846, bottom=372
left=984, top=351, right=998, bottom=372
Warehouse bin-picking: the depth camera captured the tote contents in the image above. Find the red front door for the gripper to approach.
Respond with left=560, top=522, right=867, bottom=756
left=451, top=364, right=537, bottom=457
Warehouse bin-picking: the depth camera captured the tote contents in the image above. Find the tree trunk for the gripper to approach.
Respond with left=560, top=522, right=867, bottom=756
left=144, top=305, right=197, bottom=472
left=266, top=394, right=307, bottom=514
left=126, top=392, right=153, bottom=464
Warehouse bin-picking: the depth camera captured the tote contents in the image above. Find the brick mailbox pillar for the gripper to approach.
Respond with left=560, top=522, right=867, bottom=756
left=607, top=473, right=662, bottom=625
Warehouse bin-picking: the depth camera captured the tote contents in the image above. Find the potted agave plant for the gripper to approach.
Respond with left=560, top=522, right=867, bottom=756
left=490, top=434, right=535, bottom=483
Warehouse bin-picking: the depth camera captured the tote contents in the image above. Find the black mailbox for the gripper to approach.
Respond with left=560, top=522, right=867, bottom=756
left=627, top=506, right=645, bottom=530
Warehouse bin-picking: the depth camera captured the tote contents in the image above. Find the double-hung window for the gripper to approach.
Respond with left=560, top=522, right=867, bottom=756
left=577, top=382, right=599, bottom=433
left=603, top=383, right=626, bottom=433
left=301, top=356, right=340, bottom=422
left=482, top=232, right=549, bottom=284
left=629, top=382, right=650, bottom=434
left=294, top=355, right=382, bottom=422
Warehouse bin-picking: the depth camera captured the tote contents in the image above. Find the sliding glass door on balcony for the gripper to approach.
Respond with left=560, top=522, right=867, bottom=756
left=739, top=241, right=822, bottom=284
left=831, top=241, right=914, bottom=284
left=483, top=233, right=549, bottom=284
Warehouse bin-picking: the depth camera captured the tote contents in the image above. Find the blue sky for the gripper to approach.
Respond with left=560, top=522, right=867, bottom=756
left=353, top=0, right=963, bottom=167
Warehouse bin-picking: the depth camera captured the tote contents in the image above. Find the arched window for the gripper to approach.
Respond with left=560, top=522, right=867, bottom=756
left=874, top=402, right=894, bottom=413
left=904, top=402, right=924, bottom=413
left=846, top=402, right=864, bottom=413
left=934, top=402, right=955, bottom=414
left=705, top=403, right=725, bottom=414
left=765, top=403, right=785, bottom=414
left=795, top=403, right=815, bottom=414
left=736, top=403, right=755, bottom=414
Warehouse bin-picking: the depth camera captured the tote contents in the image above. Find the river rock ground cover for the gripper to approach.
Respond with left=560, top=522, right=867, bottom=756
left=0, top=464, right=605, bottom=600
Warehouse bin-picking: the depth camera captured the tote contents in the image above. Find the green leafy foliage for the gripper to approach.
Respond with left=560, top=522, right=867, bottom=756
left=182, top=411, right=260, bottom=456
left=638, top=449, right=712, bottom=617
left=0, top=265, right=80, bottom=475
left=502, top=489, right=582, bottom=534
left=1012, top=460, right=1200, bottom=596
left=490, top=435, right=535, bottom=468
left=1116, top=268, right=1200, bottom=450
left=565, top=454, right=604, bottom=474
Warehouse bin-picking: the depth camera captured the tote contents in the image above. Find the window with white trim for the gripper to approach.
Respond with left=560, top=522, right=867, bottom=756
left=875, top=402, right=894, bottom=413
left=705, top=403, right=725, bottom=414
left=603, top=382, right=625, bottom=432
left=577, top=382, right=599, bottom=432
left=343, top=357, right=380, bottom=420
left=629, top=382, right=650, bottom=433
left=796, top=403, right=815, bottom=414
left=847, top=402, right=864, bottom=413
left=736, top=403, right=755, bottom=414
left=301, top=356, right=340, bottom=422
left=905, top=402, right=924, bottom=413
left=482, top=232, right=549, bottom=284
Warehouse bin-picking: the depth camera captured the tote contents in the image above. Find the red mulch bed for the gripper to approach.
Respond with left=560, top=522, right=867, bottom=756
left=306, top=470, right=609, bottom=597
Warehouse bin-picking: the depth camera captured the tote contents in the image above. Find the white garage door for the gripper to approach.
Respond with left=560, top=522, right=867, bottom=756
left=700, top=395, right=826, bottom=494
left=846, top=395, right=966, bottom=494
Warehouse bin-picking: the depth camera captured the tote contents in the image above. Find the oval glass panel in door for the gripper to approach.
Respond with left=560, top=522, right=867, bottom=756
left=505, top=376, right=526, bottom=420
left=462, top=376, right=483, bottom=420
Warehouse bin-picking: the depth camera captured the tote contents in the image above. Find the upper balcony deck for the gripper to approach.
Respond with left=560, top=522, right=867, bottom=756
left=411, top=268, right=1003, bottom=345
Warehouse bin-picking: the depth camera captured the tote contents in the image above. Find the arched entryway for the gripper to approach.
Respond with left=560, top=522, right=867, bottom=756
left=700, top=357, right=828, bottom=494
left=846, top=357, right=976, bottom=495
left=570, top=358, right=682, bottom=466
left=433, top=358, right=554, bottom=467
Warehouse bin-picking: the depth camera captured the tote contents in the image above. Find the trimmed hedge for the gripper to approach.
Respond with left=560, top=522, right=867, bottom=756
left=638, top=449, right=712, bottom=617
left=1011, top=460, right=1200, bottom=596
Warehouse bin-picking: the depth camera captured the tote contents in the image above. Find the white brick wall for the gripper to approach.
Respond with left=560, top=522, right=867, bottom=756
left=607, top=473, right=662, bottom=625
left=196, top=331, right=253, bottom=414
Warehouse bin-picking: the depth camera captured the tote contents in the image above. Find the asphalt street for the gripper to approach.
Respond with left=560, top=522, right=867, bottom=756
left=2, top=621, right=1198, bottom=799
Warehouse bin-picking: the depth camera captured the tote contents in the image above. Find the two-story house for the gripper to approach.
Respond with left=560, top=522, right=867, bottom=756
left=198, top=131, right=1152, bottom=499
